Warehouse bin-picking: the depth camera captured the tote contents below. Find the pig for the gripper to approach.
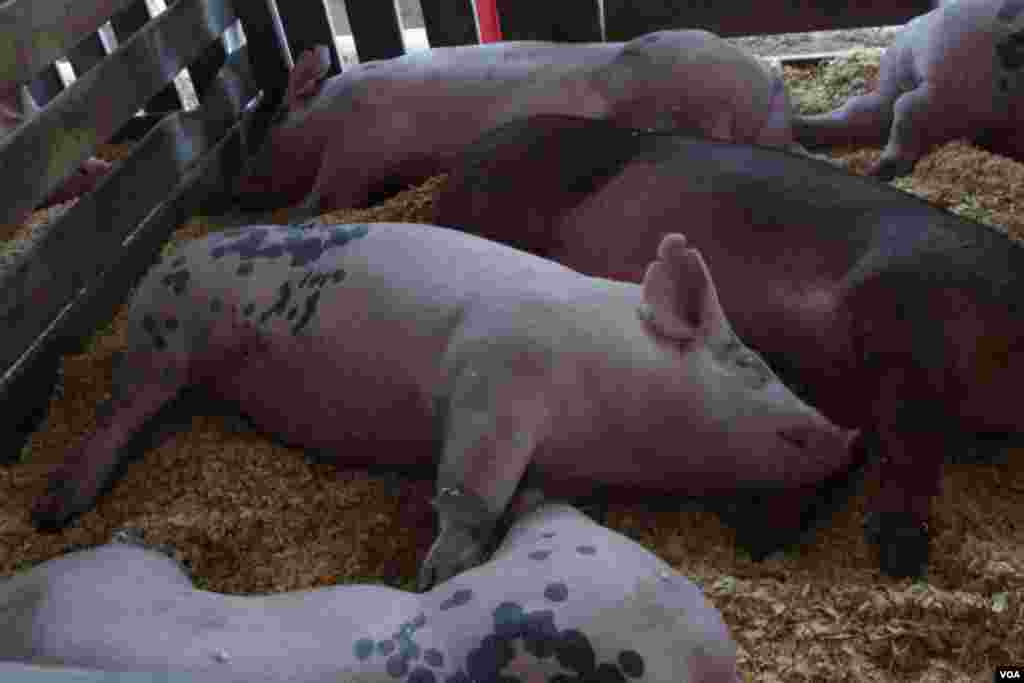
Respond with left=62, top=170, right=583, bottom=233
left=232, top=30, right=800, bottom=214
left=794, top=0, right=1024, bottom=179
left=3, top=497, right=741, bottom=682
left=1, top=83, right=112, bottom=215
left=432, top=114, right=1024, bottom=578
left=31, top=221, right=863, bottom=589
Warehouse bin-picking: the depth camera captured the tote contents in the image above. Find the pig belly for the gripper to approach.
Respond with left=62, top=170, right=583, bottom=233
left=207, top=334, right=439, bottom=464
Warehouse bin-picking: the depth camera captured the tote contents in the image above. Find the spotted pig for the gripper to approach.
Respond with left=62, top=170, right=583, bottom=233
left=32, top=222, right=862, bottom=588
left=3, top=500, right=739, bottom=682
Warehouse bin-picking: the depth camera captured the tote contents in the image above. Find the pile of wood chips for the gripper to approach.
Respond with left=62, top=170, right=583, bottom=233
left=1, top=55, right=1022, bottom=682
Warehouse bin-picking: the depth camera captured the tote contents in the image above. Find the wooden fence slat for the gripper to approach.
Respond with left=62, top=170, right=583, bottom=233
left=496, top=0, right=602, bottom=41
left=0, top=46, right=259, bottom=377
left=232, top=0, right=291, bottom=151
left=27, top=65, right=66, bottom=108
left=188, top=20, right=246, bottom=102
left=0, top=0, right=139, bottom=85
left=603, top=0, right=934, bottom=40
left=344, top=0, right=406, bottom=62
left=110, top=0, right=185, bottom=112
left=274, top=0, right=342, bottom=75
left=421, top=0, right=479, bottom=47
left=0, top=0, right=238, bottom=227
left=67, top=33, right=111, bottom=80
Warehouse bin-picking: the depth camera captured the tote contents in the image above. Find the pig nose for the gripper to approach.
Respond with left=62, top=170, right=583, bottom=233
left=778, top=424, right=858, bottom=453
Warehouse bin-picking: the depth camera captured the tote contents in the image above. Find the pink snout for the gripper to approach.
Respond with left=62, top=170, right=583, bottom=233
left=778, top=424, right=862, bottom=482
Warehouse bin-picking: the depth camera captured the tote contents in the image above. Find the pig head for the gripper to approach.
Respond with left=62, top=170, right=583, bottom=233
left=433, top=114, right=1024, bottom=578
left=31, top=222, right=860, bottom=588
left=233, top=30, right=798, bottom=213
left=794, top=0, right=1024, bottom=179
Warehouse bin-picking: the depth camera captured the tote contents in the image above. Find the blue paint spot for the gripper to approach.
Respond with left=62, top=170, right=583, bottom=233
left=386, top=653, right=409, bottom=677
left=424, top=649, right=444, bottom=668
left=209, top=224, right=370, bottom=269
left=493, top=602, right=526, bottom=637
left=618, top=650, right=645, bottom=678
left=556, top=629, right=596, bottom=675
left=353, top=638, right=374, bottom=660
left=407, top=668, right=437, bottom=683
left=440, top=588, right=473, bottom=610
left=576, top=545, right=597, bottom=555
left=595, top=662, right=628, bottom=682
left=544, top=582, right=569, bottom=602
left=528, top=550, right=551, bottom=561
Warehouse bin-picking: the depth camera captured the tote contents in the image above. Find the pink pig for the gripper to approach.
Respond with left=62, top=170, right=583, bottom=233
left=233, top=31, right=798, bottom=213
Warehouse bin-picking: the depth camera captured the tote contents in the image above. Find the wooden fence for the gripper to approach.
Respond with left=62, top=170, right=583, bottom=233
left=0, top=0, right=933, bottom=461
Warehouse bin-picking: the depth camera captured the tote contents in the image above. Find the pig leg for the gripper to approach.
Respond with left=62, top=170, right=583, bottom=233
left=870, top=85, right=968, bottom=180
left=864, top=428, right=941, bottom=578
left=418, top=359, right=552, bottom=590
left=793, top=91, right=897, bottom=151
left=32, top=349, right=188, bottom=530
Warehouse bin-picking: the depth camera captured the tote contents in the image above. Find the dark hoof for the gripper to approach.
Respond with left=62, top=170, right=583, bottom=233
left=864, top=511, right=929, bottom=578
left=31, top=479, right=83, bottom=532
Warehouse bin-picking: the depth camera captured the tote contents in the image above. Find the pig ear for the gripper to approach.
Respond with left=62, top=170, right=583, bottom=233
left=640, top=234, right=727, bottom=341
left=285, top=45, right=332, bottom=109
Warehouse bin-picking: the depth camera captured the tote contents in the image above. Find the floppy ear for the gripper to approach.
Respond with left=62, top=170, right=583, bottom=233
left=639, top=233, right=728, bottom=340
left=285, top=45, right=332, bottom=109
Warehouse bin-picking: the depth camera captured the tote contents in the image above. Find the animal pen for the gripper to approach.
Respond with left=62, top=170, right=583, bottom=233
left=12, top=2, right=1021, bottom=682
left=0, top=0, right=938, bottom=473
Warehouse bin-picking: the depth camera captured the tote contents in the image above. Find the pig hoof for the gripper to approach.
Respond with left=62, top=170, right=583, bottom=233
left=869, top=157, right=915, bottom=181
left=32, top=478, right=85, bottom=531
left=864, top=511, right=929, bottom=578
left=417, top=525, right=489, bottom=592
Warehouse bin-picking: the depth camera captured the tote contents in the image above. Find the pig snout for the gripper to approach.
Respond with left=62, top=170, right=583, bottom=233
left=778, top=423, right=856, bottom=454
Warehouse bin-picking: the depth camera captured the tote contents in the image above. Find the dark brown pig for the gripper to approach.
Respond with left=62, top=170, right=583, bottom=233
left=434, top=114, right=1024, bottom=578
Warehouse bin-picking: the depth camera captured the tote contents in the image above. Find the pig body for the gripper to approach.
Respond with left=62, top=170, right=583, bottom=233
left=32, top=222, right=860, bottom=587
left=233, top=30, right=797, bottom=213
left=794, top=0, right=1024, bottom=179
left=2, top=503, right=740, bottom=682
left=434, top=114, right=1024, bottom=578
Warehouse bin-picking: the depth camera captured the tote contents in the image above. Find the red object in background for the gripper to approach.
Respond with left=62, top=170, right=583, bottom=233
left=475, top=0, right=502, bottom=42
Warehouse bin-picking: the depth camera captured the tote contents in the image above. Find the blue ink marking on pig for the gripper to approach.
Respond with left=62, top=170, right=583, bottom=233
left=259, top=282, right=293, bottom=324
left=997, top=30, right=1024, bottom=71
left=209, top=224, right=370, bottom=268
left=618, top=650, right=645, bottom=678
left=544, top=582, right=569, bottom=602
left=141, top=314, right=167, bottom=350
left=354, top=638, right=374, bottom=660
left=440, top=589, right=473, bottom=610
left=528, top=550, right=551, bottom=561
left=161, top=269, right=190, bottom=296
left=408, top=668, right=437, bottom=683
left=576, top=545, right=597, bottom=555
left=424, top=649, right=444, bottom=668
left=444, top=588, right=648, bottom=682
left=998, top=0, right=1024, bottom=22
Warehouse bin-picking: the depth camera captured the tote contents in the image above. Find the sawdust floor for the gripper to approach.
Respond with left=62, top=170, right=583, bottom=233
left=2, top=64, right=1024, bottom=683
